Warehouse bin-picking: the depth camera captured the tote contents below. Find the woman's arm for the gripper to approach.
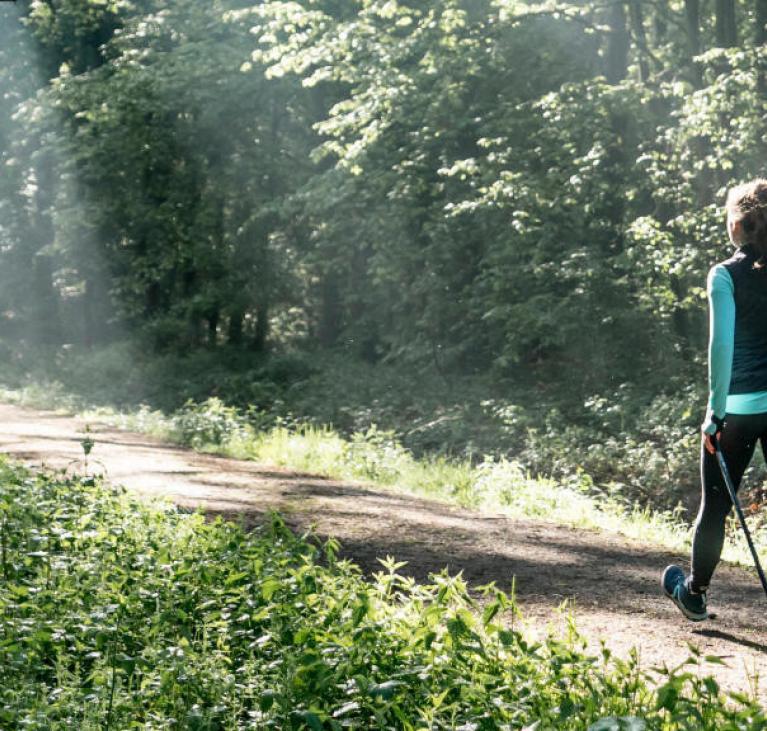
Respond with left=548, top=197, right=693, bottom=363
left=703, top=264, right=735, bottom=435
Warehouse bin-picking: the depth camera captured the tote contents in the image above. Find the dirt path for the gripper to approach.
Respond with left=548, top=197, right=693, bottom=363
left=1, top=402, right=767, bottom=697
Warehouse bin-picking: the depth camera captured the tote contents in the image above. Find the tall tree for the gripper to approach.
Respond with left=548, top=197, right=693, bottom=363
left=715, top=0, right=738, bottom=47
left=685, top=0, right=701, bottom=56
left=605, top=1, right=629, bottom=83
left=755, top=0, right=767, bottom=115
left=759, top=0, right=767, bottom=44
left=628, top=0, right=650, bottom=81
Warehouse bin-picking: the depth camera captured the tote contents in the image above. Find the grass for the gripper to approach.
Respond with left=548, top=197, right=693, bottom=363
left=74, top=401, right=711, bottom=556
left=0, top=384, right=755, bottom=567
left=0, top=456, right=765, bottom=729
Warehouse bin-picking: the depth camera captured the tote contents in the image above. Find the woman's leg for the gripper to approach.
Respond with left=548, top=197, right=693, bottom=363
left=689, top=413, right=763, bottom=591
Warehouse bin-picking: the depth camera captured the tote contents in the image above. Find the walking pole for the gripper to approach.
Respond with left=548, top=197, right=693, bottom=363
left=714, top=437, right=767, bottom=599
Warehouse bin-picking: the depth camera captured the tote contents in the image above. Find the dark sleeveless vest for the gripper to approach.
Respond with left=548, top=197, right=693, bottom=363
left=722, top=244, right=767, bottom=394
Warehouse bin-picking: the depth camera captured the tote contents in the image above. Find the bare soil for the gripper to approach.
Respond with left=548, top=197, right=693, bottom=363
left=1, top=402, right=767, bottom=697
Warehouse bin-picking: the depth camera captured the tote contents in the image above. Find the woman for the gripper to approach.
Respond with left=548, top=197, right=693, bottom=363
left=663, top=179, right=767, bottom=621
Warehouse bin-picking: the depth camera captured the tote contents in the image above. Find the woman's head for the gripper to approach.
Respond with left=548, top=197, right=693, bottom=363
left=725, top=179, right=767, bottom=257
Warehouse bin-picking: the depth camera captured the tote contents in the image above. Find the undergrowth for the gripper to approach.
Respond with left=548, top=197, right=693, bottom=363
left=0, top=387, right=760, bottom=569
left=62, top=399, right=759, bottom=565
left=78, top=398, right=692, bottom=546
left=3, top=370, right=767, bottom=570
left=0, top=342, right=733, bottom=514
left=0, top=458, right=763, bottom=729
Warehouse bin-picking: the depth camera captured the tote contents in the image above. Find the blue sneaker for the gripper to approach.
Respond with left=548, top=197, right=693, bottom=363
left=662, top=564, right=708, bottom=621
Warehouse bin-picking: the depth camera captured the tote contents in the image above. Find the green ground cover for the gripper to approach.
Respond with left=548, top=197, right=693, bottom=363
left=0, top=343, right=712, bottom=514
left=0, top=457, right=763, bottom=730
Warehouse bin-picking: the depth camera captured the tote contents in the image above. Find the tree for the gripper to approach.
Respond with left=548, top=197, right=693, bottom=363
left=628, top=0, right=650, bottom=82
left=605, top=2, right=630, bottom=83
left=715, top=0, right=738, bottom=47
left=5, top=0, right=319, bottom=351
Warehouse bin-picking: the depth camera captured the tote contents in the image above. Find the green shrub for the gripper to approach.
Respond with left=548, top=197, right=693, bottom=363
left=0, top=458, right=763, bottom=729
left=172, top=397, right=256, bottom=449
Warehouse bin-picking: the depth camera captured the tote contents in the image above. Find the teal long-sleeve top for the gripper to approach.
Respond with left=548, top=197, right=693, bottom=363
left=704, top=264, right=767, bottom=432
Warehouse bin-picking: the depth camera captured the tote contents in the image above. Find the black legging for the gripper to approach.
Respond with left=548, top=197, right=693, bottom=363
left=690, top=411, right=767, bottom=592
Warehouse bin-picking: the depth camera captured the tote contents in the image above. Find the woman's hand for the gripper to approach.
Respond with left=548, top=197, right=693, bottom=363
left=701, top=413, right=725, bottom=455
left=702, top=431, right=717, bottom=455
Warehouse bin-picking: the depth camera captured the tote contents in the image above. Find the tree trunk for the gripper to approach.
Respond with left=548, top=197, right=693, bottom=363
left=82, top=279, right=94, bottom=348
left=715, top=0, right=738, bottom=47
left=685, top=0, right=703, bottom=85
left=685, top=0, right=701, bottom=55
left=27, top=148, right=62, bottom=344
left=145, top=280, right=161, bottom=316
left=628, top=0, right=650, bottom=81
left=227, top=310, right=244, bottom=346
left=653, top=3, right=668, bottom=45
left=207, top=308, right=219, bottom=347
left=605, top=2, right=630, bottom=84
left=253, top=300, right=269, bottom=352
left=32, top=254, right=61, bottom=345
left=756, top=0, right=767, bottom=128
left=758, top=0, right=767, bottom=44
left=317, top=273, right=341, bottom=347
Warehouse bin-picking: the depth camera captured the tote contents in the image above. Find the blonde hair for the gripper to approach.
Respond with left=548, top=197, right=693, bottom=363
left=726, top=178, right=767, bottom=265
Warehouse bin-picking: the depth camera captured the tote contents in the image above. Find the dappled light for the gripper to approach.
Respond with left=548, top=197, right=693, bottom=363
left=4, top=0, right=767, bottom=726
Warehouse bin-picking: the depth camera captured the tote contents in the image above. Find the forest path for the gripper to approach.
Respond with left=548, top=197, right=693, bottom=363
left=1, top=401, right=767, bottom=698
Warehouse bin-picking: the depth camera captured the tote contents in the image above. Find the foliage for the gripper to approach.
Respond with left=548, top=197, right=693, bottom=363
left=172, top=398, right=271, bottom=450
left=2, top=2, right=764, bottom=498
left=2, top=0, right=763, bottom=381
left=6, top=3, right=767, bottom=723
left=0, top=457, right=764, bottom=729
left=5, top=0, right=767, bottom=668
left=0, top=343, right=750, bottom=516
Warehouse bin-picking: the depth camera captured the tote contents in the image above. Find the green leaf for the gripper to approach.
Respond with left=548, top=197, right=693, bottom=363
left=369, top=680, right=403, bottom=700
left=655, top=682, right=678, bottom=712
left=332, top=702, right=360, bottom=718
left=259, top=690, right=277, bottom=712
left=482, top=600, right=500, bottom=626
left=261, top=578, right=281, bottom=601
left=295, top=710, right=323, bottom=730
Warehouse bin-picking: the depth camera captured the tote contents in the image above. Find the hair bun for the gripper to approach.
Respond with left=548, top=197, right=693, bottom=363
left=726, top=179, right=767, bottom=264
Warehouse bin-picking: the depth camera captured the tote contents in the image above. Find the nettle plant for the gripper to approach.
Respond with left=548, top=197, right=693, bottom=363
left=0, top=457, right=764, bottom=729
